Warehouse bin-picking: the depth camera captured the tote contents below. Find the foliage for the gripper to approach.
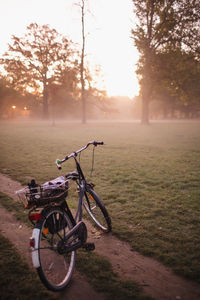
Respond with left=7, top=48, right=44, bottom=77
left=1, top=23, right=78, bottom=118
left=0, top=76, right=41, bottom=119
left=0, top=78, right=18, bottom=117
left=0, top=22, right=110, bottom=120
left=149, top=48, right=200, bottom=118
left=132, top=0, right=200, bottom=123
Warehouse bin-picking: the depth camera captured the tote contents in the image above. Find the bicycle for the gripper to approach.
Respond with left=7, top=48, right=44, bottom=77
left=16, top=141, right=111, bottom=291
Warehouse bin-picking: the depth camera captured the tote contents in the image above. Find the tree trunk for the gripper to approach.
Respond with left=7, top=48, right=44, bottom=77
left=141, top=57, right=151, bottom=125
left=80, top=0, right=86, bottom=124
left=141, top=92, right=149, bottom=124
left=140, top=46, right=154, bottom=125
left=81, top=84, right=86, bottom=123
left=43, top=82, right=49, bottom=119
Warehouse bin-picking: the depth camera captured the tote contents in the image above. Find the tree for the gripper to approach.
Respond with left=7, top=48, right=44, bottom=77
left=132, top=0, right=200, bottom=124
left=0, top=77, right=13, bottom=117
left=75, top=0, right=99, bottom=123
left=48, top=65, right=80, bottom=120
left=0, top=75, right=32, bottom=119
left=1, top=23, right=77, bottom=118
left=151, top=48, right=200, bottom=118
left=80, top=0, right=86, bottom=123
left=74, top=0, right=87, bottom=123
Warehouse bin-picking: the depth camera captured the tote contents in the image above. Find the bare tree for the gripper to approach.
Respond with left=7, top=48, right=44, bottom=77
left=80, top=0, right=86, bottom=123
left=74, top=0, right=89, bottom=123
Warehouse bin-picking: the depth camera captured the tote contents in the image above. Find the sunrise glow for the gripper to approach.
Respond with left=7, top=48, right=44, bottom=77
left=0, top=0, right=139, bottom=98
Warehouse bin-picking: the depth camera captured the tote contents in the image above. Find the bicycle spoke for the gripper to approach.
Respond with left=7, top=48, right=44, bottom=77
left=36, top=208, right=76, bottom=291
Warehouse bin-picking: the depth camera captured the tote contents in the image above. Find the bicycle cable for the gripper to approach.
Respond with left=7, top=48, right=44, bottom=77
left=79, top=151, right=81, bottom=164
left=90, top=145, right=95, bottom=178
left=78, top=145, right=95, bottom=178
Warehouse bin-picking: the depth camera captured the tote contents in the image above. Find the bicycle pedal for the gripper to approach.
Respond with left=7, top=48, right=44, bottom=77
left=83, top=242, right=95, bottom=251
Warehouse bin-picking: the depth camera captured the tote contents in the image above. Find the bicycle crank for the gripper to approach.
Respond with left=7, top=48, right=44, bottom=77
left=58, top=221, right=88, bottom=253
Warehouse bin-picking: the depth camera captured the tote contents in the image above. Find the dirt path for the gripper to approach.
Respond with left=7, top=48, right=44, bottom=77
left=0, top=205, right=106, bottom=300
left=0, top=173, right=200, bottom=300
left=0, top=174, right=105, bottom=300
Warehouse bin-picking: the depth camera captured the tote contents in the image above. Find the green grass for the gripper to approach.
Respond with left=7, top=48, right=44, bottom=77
left=0, top=120, right=200, bottom=283
left=0, top=192, right=30, bottom=226
left=76, top=249, right=152, bottom=300
left=0, top=232, right=55, bottom=300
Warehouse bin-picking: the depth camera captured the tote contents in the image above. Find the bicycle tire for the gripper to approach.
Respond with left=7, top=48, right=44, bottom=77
left=31, top=207, right=76, bottom=291
left=83, top=188, right=111, bottom=232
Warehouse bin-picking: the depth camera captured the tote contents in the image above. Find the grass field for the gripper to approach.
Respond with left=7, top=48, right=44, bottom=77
left=0, top=120, right=200, bottom=282
left=0, top=192, right=151, bottom=300
left=0, top=231, right=55, bottom=300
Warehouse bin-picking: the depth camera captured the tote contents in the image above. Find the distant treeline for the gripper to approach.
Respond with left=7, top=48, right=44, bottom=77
left=0, top=17, right=200, bottom=121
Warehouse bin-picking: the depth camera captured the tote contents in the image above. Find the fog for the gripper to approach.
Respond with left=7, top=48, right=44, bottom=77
left=3, top=94, right=200, bottom=123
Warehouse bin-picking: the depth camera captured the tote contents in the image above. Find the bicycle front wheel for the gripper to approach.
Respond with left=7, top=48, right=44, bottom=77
left=31, top=207, right=76, bottom=291
left=83, top=188, right=111, bottom=232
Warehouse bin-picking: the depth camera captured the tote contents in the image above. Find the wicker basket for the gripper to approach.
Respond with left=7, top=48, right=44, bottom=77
left=16, top=177, right=69, bottom=209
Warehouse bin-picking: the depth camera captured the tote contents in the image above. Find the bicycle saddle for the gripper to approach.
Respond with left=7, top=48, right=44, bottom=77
left=66, top=171, right=79, bottom=180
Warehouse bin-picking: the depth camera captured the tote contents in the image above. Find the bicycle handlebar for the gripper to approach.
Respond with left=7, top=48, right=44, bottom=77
left=56, top=141, right=104, bottom=170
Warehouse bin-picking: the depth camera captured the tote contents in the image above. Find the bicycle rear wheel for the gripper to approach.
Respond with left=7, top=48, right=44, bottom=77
left=31, top=207, right=76, bottom=291
left=83, top=188, right=111, bottom=232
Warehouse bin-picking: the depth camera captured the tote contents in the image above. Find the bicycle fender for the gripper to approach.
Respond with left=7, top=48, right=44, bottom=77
left=30, top=228, right=40, bottom=268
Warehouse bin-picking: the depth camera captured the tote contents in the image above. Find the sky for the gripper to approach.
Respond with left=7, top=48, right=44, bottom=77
left=0, top=0, right=139, bottom=98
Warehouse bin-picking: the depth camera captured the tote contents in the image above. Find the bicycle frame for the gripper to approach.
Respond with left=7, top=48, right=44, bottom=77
left=58, top=143, right=96, bottom=223
left=74, top=156, right=87, bottom=221
left=57, top=155, right=90, bottom=251
left=46, top=141, right=106, bottom=251
left=27, top=141, right=110, bottom=292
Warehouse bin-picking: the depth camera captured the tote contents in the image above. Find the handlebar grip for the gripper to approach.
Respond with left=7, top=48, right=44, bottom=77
left=93, top=141, right=104, bottom=146
left=56, top=159, right=62, bottom=170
